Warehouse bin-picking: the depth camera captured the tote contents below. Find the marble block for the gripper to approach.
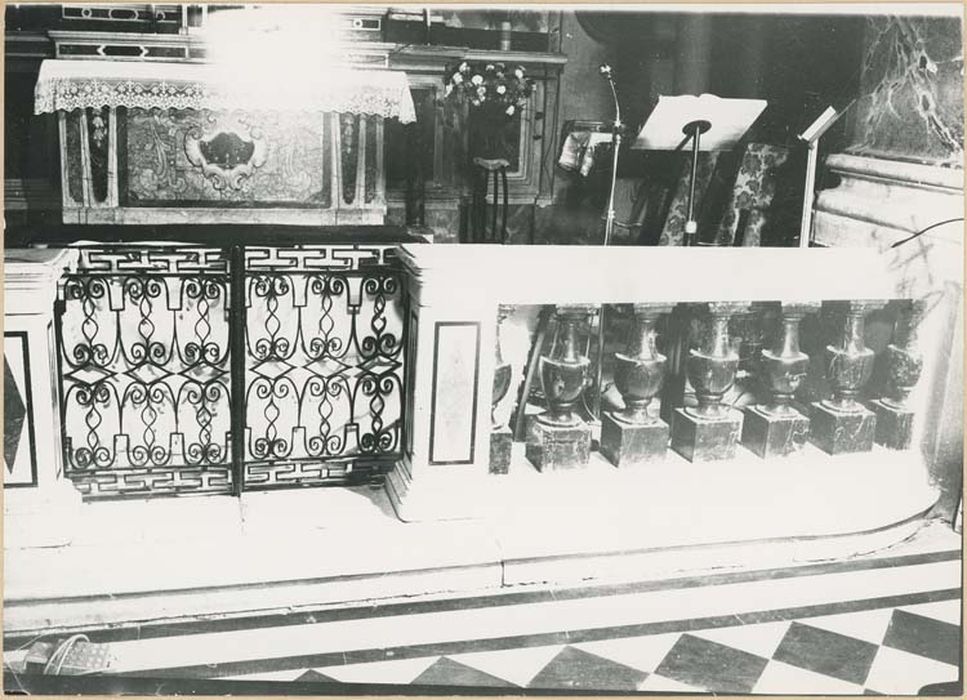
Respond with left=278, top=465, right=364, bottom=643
left=525, top=420, right=592, bottom=472
left=741, top=406, right=811, bottom=459
left=869, top=399, right=915, bottom=450
left=489, top=427, right=513, bottom=474
left=810, top=402, right=876, bottom=455
left=670, top=408, right=743, bottom=462
left=599, top=413, right=669, bottom=467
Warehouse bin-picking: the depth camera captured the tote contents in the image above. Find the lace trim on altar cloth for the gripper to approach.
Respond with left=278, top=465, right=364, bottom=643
left=34, top=60, right=417, bottom=123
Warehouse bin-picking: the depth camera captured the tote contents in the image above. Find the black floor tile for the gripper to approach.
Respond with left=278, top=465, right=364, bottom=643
left=294, top=669, right=340, bottom=683
left=772, top=621, right=879, bottom=685
left=652, top=633, right=769, bottom=693
left=412, top=657, right=517, bottom=688
left=527, top=646, right=649, bottom=691
left=882, top=609, right=961, bottom=666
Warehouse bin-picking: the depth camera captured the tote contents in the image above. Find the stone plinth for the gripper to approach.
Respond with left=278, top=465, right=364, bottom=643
left=489, top=427, right=513, bottom=474
left=810, top=402, right=876, bottom=455
left=525, top=420, right=592, bottom=472
left=600, top=413, right=669, bottom=467
left=869, top=399, right=915, bottom=451
left=741, top=406, right=811, bottom=459
left=671, top=408, right=743, bottom=462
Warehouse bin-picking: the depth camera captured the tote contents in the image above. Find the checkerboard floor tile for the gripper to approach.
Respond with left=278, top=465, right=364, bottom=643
left=211, top=601, right=964, bottom=694
left=5, top=538, right=961, bottom=695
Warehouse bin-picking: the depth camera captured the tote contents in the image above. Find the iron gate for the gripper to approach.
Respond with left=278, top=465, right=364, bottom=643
left=55, top=243, right=407, bottom=498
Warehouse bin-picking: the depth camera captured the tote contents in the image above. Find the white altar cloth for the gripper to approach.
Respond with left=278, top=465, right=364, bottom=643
left=34, top=59, right=416, bottom=123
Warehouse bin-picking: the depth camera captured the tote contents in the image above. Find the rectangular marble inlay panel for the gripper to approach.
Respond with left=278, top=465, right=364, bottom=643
left=429, top=322, right=480, bottom=465
left=3, top=332, right=38, bottom=487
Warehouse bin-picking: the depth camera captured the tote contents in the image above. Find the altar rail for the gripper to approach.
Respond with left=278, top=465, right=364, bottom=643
left=54, top=243, right=406, bottom=498
left=387, top=244, right=959, bottom=522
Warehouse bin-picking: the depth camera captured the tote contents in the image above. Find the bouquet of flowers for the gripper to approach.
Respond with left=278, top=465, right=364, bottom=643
left=444, top=61, right=535, bottom=120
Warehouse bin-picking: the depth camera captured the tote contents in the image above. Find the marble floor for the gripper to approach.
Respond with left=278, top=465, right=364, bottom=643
left=4, top=527, right=961, bottom=695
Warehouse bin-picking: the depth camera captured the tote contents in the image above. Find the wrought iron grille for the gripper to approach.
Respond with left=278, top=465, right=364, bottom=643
left=55, top=244, right=407, bottom=498
left=242, top=246, right=405, bottom=488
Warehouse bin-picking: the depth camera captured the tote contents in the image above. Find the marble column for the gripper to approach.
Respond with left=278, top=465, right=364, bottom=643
left=3, top=248, right=84, bottom=548
left=810, top=299, right=884, bottom=455
left=671, top=301, right=749, bottom=462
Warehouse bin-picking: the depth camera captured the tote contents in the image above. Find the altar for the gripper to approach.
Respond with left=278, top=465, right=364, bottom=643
left=34, top=59, right=415, bottom=225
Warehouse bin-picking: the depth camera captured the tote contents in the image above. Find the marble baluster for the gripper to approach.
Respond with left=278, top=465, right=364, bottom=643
left=489, top=304, right=514, bottom=474
left=870, top=298, right=926, bottom=450
left=810, top=299, right=885, bottom=455
left=671, top=301, right=750, bottom=462
left=600, top=303, right=674, bottom=467
left=525, top=304, right=594, bottom=471
left=742, top=301, right=819, bottom=458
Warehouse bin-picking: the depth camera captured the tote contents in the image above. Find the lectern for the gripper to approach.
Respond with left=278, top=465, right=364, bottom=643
left=632, top=94, right=766, bottom=246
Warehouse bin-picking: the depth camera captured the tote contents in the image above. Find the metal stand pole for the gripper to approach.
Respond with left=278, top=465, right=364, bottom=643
left=682, top=119, right=710, bottom=247
left=593, top=66, right=624, bottom=421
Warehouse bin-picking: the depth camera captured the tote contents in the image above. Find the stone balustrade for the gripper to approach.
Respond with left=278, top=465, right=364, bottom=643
left=387, top=244, right=953, bottom=525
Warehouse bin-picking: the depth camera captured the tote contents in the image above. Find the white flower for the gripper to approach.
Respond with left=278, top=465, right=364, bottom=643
left=459, top=61, right=469, bottom=73
left=453, top=73, right=463, bottom=85
left=471, top=74, right=483, bottom=85
left=496, top=85, right=507, bottom=95
left=505, top=105, right=516, bottom=116
left=477, top=86, right=487, bottom=99
left=515, top=67, right=524, bottom=79
left=486, top=63, right=495, bottom=71
left=445, top=83, right=453, bottom=97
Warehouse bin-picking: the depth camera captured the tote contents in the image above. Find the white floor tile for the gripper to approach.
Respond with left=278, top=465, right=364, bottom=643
left=216, top=669, right=309, bottom=682
left=689, top=621, right=791, bottom=660
left=315, top=656, right=438, bottom=685
left=863, top=644, right=960, bottom=695
left=799, top=607, right=896, bottom=645
left=752, top=659, right=865, bottom=695
left=637, top=673, right=705, bottom=693
left=897, top=598, right=962, bottom=626
left=449, top=645, right=564, bottom=687
left=574, top=633, right=682, bottom=673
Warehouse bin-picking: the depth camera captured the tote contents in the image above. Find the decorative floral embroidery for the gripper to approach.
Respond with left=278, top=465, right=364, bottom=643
left=714, top=143, right=790, bottom=247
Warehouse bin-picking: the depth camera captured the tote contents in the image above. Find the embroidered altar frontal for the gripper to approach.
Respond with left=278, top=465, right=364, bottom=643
left=35, top=60, right=417, bottom=225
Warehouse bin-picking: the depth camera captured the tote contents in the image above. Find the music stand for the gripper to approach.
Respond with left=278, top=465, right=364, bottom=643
left=632, top=94, right=766, bottom=246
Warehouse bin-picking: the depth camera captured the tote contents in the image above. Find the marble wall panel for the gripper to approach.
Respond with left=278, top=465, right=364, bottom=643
left=846, top=15, right=963, bottom=167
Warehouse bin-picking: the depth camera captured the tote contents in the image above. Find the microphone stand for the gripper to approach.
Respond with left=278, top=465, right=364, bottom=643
left=592, top=65, right=623, bottom=422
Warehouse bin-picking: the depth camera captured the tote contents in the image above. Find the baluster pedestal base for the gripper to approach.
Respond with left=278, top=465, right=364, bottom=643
left=600, top=414, right=669, bottom=467
left=525, top=421, right=592, bottom=472
left=869, top=399, right=915, bottom=450
left=810, top=402, right=876, bottom=455
left=489, top=427, right=513, bottom=474
left=671, top=408, right=743, bottom=462
left=741, top=406, right=811, bottom=458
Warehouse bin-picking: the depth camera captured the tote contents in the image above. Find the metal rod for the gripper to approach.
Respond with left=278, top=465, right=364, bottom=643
left=228, top=245, right=247, bottom=496
left=490, top=169, right=498, bottom=242
left=501, top=168, right=509, bottom=244
left=684, top=122, right=703, bottom=247
left=593, top=66, right=624, bottom=421
left=799, top=141, right=819, bottom=248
